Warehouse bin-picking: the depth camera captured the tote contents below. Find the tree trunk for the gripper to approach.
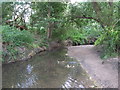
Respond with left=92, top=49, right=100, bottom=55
left=47, top=5, right=52, bottom=39
left=47, top=22, right=52, bottom=39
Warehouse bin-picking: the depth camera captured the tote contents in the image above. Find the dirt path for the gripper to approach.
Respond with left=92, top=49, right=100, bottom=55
left=67, top=45, right=118, bottom=88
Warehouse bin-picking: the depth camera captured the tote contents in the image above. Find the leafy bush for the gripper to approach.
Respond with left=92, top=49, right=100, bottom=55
left=55, top=24, right=87, bottom=45
left=2, top=25, right=34, bottom=46
left=66, top=28, right=86, bottom=45
left=58, top=21, right=102, bottom=45
left=2, top=25, right=34, bottom=61
left=95, top=28, right=119, bottom=59
left=81, top=22, right=103, bottom=44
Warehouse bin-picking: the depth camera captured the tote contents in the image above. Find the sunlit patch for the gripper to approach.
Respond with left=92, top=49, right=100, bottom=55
left=16, top=74, right=37, bottom=88
left=65, top=54, right=68, bottom=56
left=65, top=64, right=75, bottom=68
left=61, top=76, right=85, bottom=88
left=26, top=64, right=33, bottom=74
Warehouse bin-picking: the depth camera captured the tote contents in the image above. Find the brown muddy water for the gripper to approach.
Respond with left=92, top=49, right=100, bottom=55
left=2, top=48, right=95, bottom=88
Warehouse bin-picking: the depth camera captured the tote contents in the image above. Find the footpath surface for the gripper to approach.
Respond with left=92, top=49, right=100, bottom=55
left=67, top=45, right=118, bottom=88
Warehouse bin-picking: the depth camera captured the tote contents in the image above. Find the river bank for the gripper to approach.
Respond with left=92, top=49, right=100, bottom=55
left=67, top=45, right=118, bottom=88
left=2, top=39, right=71, bottom=64
left=2, top=45, right=47, bottom=64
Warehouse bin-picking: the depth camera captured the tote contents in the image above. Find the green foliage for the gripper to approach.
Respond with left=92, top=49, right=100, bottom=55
left=35, top=35, right=48, bottom=48
left=2, top=2, right=119, bottom=62
left=2, top=25, right=34, bottom=61
left=2, top=25, right=34, bottom=46
left=81, top=21, right=103, bottom=44
left=57, top=20, right=102, bottom=45
left=69, top=3, right=94, bottom=18
left=30, top=2, right=67, bottom=32
left=2, top=2, right=13, bottom=22
left=95, top=28, right=120, bottom=59
left=56, top=24, right=87, bottom=45
left=83, top=22, right=102, bottom=37
left=66, top=26, right=86, bottom=45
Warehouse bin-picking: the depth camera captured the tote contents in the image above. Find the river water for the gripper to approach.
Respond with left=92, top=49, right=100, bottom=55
left=2, top=48, right=95, bottom=88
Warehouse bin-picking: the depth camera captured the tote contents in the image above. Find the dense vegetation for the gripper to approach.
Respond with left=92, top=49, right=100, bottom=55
left=1, top=1, right=120, bottom=62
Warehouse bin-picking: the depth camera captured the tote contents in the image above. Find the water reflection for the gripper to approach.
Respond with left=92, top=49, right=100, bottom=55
left=16, top=74, right=37, bottom=88
left=26, top=64, right=33, bottom=74
left=2, top=48, right=94, bottom=88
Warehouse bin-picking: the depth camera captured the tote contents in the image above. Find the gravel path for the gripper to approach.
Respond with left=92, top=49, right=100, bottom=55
left=67, top=45, right=118, bottom=88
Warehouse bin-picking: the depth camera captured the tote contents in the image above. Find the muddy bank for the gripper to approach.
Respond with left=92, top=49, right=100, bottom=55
left=2, top=40, right=71, bottom=64
left=67, top=45, right=118, bottom=88
left=3, top=45, right=47, bottom=64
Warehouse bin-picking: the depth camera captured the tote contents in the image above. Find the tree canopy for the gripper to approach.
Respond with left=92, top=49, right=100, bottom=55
left=1, top=1, right=120, bottom=61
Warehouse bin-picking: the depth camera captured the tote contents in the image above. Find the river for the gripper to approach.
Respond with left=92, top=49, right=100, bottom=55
left=2, top=48, right=95, bottom=88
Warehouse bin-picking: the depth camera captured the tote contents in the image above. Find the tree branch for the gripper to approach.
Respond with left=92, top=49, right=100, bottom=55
left=71, top=15, right=105, bottom=30
left=73, top=16, right=100, bottom=22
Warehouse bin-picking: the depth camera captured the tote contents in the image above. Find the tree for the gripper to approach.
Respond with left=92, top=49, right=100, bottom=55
left=2, top=2, right=31, bottom=30
left=2, top=2, right=14, bottom=23
left=30, top=2, right=67, bottom=40
left=69, top=2, right=118, bottom=29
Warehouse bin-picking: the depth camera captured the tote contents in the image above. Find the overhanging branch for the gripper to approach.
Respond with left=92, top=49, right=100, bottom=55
left=73, top=16, right=100, bottom=22
left=71, top=15, right=105, bottom=30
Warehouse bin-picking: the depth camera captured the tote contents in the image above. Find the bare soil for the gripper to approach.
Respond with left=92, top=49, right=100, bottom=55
left=67, top=45, right=118, bottom=88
